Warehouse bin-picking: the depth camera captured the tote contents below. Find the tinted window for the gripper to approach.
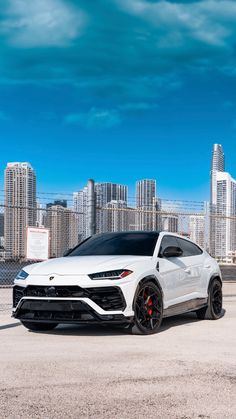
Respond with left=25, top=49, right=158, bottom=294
left=159, top=235, right=179, bottom=256
left=68, top=232, right=159, bottom=256
left=176, top=238, right=203, bottom=257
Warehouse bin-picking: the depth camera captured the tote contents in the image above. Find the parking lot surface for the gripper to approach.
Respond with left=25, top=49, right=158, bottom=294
left=0, top=283, right=236, bottom=419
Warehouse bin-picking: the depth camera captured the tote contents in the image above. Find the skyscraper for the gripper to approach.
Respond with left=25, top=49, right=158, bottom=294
left=214, top=172, right=236, bottom=262
left=104, top=200, right=128, bottom=232
left=136, top=179, right=157, bottom=230
left=45, top=205, right=78, bottom=258
left=0, top=213, right=4, bottom=237
left=189, top=215, right=205, bottom=249
left=210, top=144, right=236, bottom=262
left=95, top=182, right=128, bottom=233
left=95, top=183, right=128, bottom=208
left=73, top=182, right=128, bottom=237
left=162, top=214, right=178, bottom=233
left=4, top=162, right=36, bottom=259
left=210, top=144, right=225, bottom=205
left=210, top=144, right=225, bottom=257
left=73, top=187, right=88, bottom=241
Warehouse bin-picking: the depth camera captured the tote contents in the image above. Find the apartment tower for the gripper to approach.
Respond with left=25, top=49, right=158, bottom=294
left=4, top=162, right=36, bottom=259
left=96, top=183, right=128, bottom=233
left=210, top=144, right=225, bottom=257
left=136, top=179, right=157, bottom=231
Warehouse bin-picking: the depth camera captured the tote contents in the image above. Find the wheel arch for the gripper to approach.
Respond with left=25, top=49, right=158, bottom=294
left=208, top=274, right=222, bottom=293
left=137, top=275, right=164, bottom=300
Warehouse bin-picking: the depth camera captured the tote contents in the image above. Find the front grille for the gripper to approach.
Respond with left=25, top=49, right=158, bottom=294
left=13, top=285, right=126, bottom=311
left=19, top=300, right=95, bottom=322
left=13, top=286, right=25, bottom=308
left=87, top=287, right=126, bottom=311
left=25, top=285, right=85, bottom=298
left=14, top=300, right=127, bottom=323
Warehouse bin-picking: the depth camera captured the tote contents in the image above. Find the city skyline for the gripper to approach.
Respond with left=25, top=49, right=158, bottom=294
left=0, top=139, right=235, bottom=203
left=2, top=143, right=236, bottom=262
left=1, top=142, right=236, bottom=208
left=0, top=163, right=214, bottom=208
left=0, top=140, right=234, bottom=207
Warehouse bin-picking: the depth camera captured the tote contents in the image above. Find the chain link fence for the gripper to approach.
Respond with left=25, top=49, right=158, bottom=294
left=1, top=202, right=236, bottom=311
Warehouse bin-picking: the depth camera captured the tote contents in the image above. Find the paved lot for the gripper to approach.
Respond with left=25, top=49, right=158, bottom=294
left=0, top=283, right=236, bottom=419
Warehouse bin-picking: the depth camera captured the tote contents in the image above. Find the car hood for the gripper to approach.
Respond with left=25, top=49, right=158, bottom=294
left=25, top=255, right=152, bottom=276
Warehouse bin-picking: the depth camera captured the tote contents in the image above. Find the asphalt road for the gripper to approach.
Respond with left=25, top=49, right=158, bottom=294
left=0, top=283, right=236, bottom=419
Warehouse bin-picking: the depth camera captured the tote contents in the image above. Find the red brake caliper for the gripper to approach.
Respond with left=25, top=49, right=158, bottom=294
left=147, top=297, right=152, bottom=316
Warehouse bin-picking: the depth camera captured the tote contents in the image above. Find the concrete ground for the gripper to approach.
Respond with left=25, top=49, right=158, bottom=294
left=0, top=283, right=235, bottom=419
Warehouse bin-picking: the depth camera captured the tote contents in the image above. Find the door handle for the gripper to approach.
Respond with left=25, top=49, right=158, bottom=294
left=184, top=268, right=191, bottom=274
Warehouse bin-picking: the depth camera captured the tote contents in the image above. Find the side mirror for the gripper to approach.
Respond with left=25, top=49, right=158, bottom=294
left=63, top=248, right=72, bottom=257
left=163, top=246, right=183, bottom=258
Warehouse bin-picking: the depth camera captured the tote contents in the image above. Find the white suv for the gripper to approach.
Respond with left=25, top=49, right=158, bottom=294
left=12, top=231, right=223, bottom=335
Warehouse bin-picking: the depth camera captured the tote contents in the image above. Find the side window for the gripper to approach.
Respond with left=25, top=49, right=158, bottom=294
left=159, top=235, right=179, bottom=257
left=176, top=238, right=203, bottom=257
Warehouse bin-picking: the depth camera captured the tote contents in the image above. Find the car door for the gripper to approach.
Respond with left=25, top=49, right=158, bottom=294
left=175, top=237, right=204, bottom=299
left=157, top=234, right=187, bottom=307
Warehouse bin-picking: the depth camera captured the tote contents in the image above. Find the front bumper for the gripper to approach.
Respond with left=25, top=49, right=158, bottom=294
left=13, top=299, right=133, bottom=324
left=12, top=285, right=133, bottom=324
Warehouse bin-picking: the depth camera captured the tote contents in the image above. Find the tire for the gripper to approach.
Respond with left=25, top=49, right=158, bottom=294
left=196, top=278, right=222, bottom=320
left=21, top=321, right=58, bottom=331
left=130, top=281, right=163, bottom=335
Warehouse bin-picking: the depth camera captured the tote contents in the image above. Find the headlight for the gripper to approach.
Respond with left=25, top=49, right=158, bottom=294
left=89, top=269, right=133, bottom=280
left=15, top=270, right=29, bottom=280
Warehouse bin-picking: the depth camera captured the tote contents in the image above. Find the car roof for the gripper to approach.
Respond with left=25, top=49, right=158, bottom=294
left=94, top=231, right=198, bottom=244
left=94, top=231, right=160, bottom=236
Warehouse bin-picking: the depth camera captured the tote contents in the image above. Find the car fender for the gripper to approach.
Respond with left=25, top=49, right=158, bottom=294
left=137, top=275, right=164, bottom=298
left=207, top=273, right=222, bottom=292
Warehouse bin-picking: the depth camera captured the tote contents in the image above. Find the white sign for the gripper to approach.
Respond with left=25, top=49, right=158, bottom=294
left=26, top=227, right=49, bottom=260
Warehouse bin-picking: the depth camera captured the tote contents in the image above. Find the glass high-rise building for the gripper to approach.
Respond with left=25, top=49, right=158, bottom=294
left=210, top=144, right=225, bottom=257
left=210, top=144, right=225, bottom=205
left=214, top=172, right=236, bottom=262
left=96, top=183, right=127, bottom=208
left=73, top=182, right=128, bottom=237
left=210, top=144, right=236, bottom=262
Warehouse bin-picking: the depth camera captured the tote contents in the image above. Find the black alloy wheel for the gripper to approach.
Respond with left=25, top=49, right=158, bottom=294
left=211, top=281, right=223, bottom=316
left=131, top=281, right=163, bottom=335
left=196, top=278, right=222, bottom=320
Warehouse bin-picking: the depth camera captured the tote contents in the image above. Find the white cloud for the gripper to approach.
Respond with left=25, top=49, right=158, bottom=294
left=2, top=0, right=86, bottom=47
left=64, top=108, right=122, bottom=129
left=115, top=0, right=236, bottom=49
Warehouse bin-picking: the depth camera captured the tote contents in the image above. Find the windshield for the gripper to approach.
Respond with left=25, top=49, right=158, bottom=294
left=68, top=232, right=159, bottom=256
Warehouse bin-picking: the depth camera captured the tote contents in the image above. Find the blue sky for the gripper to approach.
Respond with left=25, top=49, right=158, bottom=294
left=0, top=0, right=236, bottom=203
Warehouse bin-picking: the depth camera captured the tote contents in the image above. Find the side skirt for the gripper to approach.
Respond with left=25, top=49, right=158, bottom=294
left=163, top=298, right=208, bottom=318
